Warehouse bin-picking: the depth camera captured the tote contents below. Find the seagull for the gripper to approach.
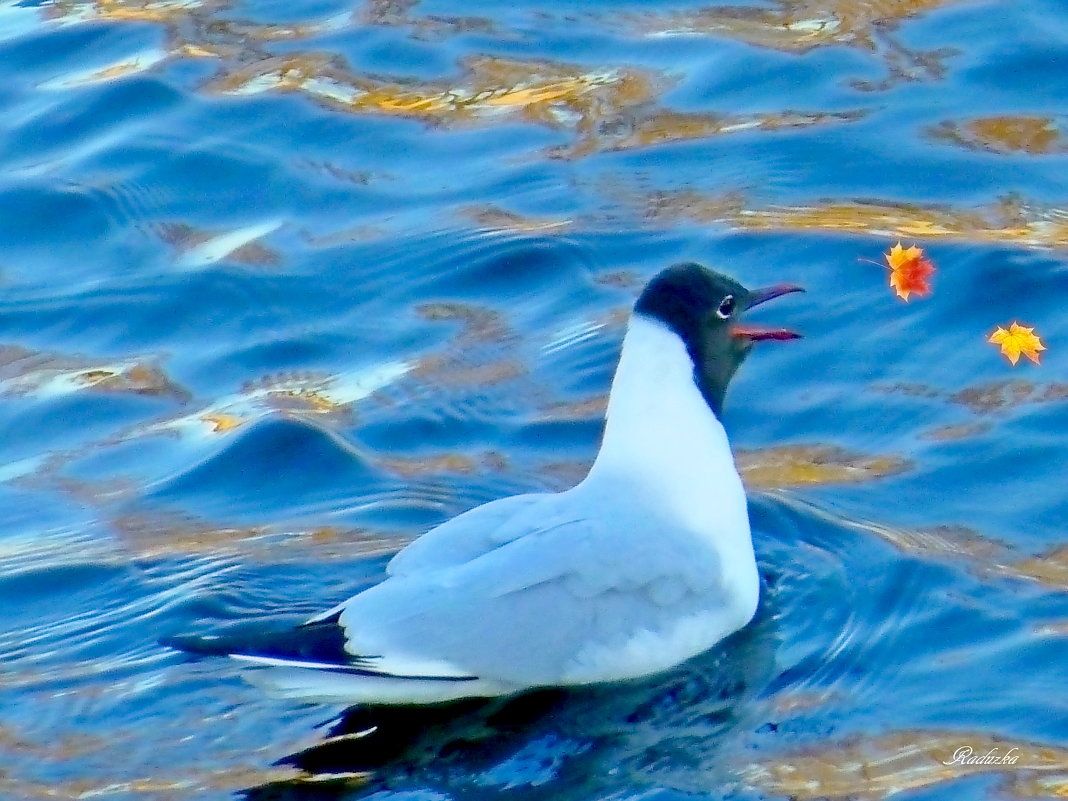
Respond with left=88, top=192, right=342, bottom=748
left=215, top=263, right=803, bottom=704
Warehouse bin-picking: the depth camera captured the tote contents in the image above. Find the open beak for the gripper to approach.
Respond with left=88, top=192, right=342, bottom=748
left=731, top=283, right=804, bottom=342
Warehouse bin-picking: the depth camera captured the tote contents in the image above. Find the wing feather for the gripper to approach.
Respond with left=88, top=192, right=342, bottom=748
left=385, top=492, right=551, bottom=577
left=337, top=503, right=734, bottom=687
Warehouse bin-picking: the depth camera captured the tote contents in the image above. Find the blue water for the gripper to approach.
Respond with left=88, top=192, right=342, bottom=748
left=2, top=0, right=1068, bottom=798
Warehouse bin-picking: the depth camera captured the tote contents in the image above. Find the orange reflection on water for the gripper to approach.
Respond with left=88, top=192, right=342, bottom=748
left=0, top=345, right=189, bottom=403
left=737, top=445, right=911, bottom=488
left=208, top=54, right=660, bottom=141
left=930, top=116, right=1068, bottom=155
left=743, top=729, right=1068, bottom=800
left=628, top=0, right=974, bottom=52
left=644, top=191, right=1068, bottom=249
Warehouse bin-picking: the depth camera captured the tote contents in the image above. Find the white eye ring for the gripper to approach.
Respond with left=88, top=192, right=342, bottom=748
left=716, top=295, right=736, bottom=320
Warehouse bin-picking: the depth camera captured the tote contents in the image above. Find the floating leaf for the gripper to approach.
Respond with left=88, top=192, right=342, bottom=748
left=884, top=242, right=935, bottom=300
left=989, top=322, right=1046, bottom=365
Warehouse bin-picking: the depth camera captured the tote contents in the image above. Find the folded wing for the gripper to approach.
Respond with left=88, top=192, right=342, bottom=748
left=229, top=491, right=745, bottom=703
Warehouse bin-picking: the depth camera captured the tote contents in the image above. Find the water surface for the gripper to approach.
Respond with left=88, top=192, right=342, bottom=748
left=1, top=0, right=1067, bottom=798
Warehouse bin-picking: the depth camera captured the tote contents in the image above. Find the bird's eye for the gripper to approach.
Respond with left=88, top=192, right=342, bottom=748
left=716, top=295, right=736, bottom=320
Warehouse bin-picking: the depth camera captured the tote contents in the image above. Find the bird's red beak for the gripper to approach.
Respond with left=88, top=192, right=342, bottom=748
left=731, top=283, right=804, bottom=341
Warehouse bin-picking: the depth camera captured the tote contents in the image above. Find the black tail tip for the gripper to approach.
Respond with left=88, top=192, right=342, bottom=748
left=160, top=631, right=234, bottom=656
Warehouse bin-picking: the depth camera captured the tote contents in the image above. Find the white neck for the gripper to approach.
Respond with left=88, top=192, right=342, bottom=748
left=582, top=315, right=749, bottom=538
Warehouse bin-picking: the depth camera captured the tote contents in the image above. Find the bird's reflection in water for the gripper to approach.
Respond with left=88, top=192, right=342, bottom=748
left=244, top=609, right=777, bottom=801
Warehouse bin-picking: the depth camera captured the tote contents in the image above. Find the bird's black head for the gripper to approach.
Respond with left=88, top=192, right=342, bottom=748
left=633, top=262, right=803, bottom=417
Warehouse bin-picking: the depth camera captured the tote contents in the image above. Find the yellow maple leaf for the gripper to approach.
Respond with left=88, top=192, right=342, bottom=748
left=988, top=322, right=1046, bottom=365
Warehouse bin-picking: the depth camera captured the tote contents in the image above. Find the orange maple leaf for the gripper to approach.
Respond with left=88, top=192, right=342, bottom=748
left=884, top=242, right=935, bottom=301
left=988, top=322, right=1046, bottom=365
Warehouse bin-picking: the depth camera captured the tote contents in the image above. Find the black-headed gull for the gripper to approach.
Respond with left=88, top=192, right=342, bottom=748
left=219, top=263, right=803, bottom=704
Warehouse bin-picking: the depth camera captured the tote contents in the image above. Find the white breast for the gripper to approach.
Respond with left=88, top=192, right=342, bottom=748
left=582, top=314, right=759, bottom=603
left=562, top=607, right=753, bottom=685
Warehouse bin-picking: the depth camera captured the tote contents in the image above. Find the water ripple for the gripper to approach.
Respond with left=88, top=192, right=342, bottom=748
left=1, top=0, right=1066, bottom=797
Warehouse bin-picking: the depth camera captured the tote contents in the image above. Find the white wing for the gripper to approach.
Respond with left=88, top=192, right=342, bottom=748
left=336, top=491, right=747, bottom=688
left=385, top=491, right=552, bottom=577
